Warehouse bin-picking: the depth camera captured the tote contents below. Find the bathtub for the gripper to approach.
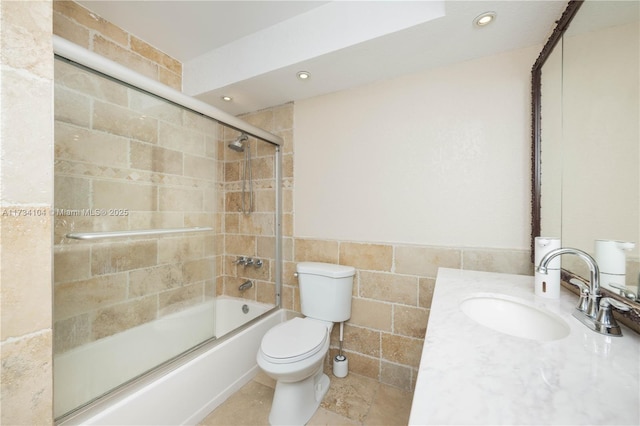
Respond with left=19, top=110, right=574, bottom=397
left=57, top=298, right=281, bottom=425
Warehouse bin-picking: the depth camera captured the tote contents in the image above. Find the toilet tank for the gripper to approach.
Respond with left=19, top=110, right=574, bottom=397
left=296, top=262, right=355, bottom=322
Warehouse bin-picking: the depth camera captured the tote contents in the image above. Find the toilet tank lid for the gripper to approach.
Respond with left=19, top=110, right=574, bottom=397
left=296, top=262, right=355, bottom=278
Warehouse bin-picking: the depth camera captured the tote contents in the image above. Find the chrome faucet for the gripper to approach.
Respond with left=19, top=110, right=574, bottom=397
left=537, top=247, right=634, bottom=337
left=537, top=248, right=601, bottom=318
left=238, top=280, right=253, bottom=292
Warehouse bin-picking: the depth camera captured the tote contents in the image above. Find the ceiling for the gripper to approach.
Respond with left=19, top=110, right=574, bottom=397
left=78, top=1, right=567, bottom=115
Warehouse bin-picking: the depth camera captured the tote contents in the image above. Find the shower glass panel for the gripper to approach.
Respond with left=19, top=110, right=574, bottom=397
left=53, top=57, right=278, bottom=419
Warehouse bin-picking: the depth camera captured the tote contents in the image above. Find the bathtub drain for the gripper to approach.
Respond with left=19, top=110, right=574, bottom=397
left=242, top=304, right=249, bottom=314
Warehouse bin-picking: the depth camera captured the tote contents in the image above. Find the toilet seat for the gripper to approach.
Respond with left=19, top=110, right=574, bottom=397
left=260, top=318, right=328, bottom=364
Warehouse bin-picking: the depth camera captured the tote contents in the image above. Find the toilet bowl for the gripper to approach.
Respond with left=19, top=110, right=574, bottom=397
left=256, top=262, right=355, bottom=425
left=257, top=317, right=332, bottom=425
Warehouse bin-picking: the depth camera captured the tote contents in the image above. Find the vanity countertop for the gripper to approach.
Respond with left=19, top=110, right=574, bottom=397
left=409, top=268, right=640, bottom=425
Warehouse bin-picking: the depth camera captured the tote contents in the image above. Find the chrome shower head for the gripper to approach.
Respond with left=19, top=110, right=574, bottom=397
left=228, top=134, right=248, bottom=152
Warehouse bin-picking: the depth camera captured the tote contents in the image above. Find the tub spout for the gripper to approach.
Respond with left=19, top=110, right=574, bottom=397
left=238, top=280, right=253, bottom=292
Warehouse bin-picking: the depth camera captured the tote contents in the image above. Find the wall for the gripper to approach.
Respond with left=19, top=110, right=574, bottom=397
left=0, top=0, right=54, bottom=424
left=295, top=47, right=535, bottom=249
left=291, top=46, right=539, bottom=390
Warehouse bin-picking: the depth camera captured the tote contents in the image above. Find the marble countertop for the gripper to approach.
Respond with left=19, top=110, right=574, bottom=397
left=409, top=268, right=640, bottom=425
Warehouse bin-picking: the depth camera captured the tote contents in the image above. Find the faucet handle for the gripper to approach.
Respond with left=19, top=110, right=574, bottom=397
left=569, top=278, right=590, bottom=313
left=599, top=297, right=632, bottom=312
left=608, top=283, right=638, bottom=301
left=595, top=297, right=635, bottom=337
left=569, top=278, right=589, bottom=292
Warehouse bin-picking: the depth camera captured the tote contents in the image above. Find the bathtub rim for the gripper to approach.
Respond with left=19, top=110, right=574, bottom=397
left=55, top=305, right=281, bottom=425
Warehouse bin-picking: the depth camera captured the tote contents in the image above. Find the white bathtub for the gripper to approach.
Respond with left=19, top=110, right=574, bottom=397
left=56, top=298, right=281, bottom=425
left=215, top=296, right=273, bottom=337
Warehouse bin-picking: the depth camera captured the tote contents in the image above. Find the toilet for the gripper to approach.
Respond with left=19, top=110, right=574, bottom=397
left=257, top=262, right=355, bottom=425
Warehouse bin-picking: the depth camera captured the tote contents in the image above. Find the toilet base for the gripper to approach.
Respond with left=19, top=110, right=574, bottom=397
left=268, top=366, right=330, bottom=426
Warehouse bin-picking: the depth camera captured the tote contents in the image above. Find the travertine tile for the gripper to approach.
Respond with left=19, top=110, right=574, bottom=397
left=358, top=271, right=418, bottom=305
left=364, top=380, right=413, bottom=425
left=54, top=314, right=91, bottom=353
left=340, top=242, right=393, bottom=272
left=158, top=121, right=206, bottom=155
left=1, top=214, right=52, bottom=339
left=131, top=141, right=183, bottom=175
left=395, top=245, right=461, bottom=277
left=320, top=372, right=378, bottom=422
left=159, top=187, right=203, bottom=212
left=158, top=67, right=181, bottom=91
left=380, top=360, right=413, bottom=391
left=273, top=103, right=294, bottom=132
left=294, top=238, right=339, bottom=264
left=53, top=10, right=90, bottom=49
left=54, top=273, right=127, bottom=320
left=56, top=122, right=129, bottom=167
left=55, top=175, right=91, bottom=210
left=1, top=68, right=53, bottom=205
left=0, top=331, right=53, bottom=425
left=54, top=245, right=91, bottom=283
left=380, top=333, right=423, bottom=368
left=54, top=86, right=91, bottom=127
left=226, top=234, right=256, bottom=256
left=129, top=264, right=183, bottom=297
left=93, top=100, right=158, bottom=143
left=184, top=154, right=216, bottom=180
left=55, top=59, right=128, bottom=105
left=93, top=34, right=158, bottom=81
left=158, top=283, right=204, bottom=316
left=462, top=248, right=532, bottom=275
left=350, top=298, right=392, bottom=331
left=2, top=0, right=53, bottom=78
left=309, top=407, right=360, bottom=425
left=158, top=236, right=205, bottom=263
left=336, top=324, right=380, bottom=358
left=328, top=349, right=380, bottom=381
left=54, top=1, right=128, bottom=46
left=91, top=296, right=157, bottom=340
left=199, top=380, right=272, bottom=426
left=183, top=258, right=215, bottom=284
left=91, top=240, right=158, bottom=275
left=418, top=277, right=436, bottom=309
left=130, top=35, right=182, bottom=74
left=393, top=305, right=429, bottom=338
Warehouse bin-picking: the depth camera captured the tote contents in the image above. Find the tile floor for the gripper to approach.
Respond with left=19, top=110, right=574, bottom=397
left=199, top=369, right=414, bottom=426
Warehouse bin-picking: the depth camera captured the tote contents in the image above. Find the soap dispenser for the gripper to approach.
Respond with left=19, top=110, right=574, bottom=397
left=595, top=239, right=635, bottom=288
left=534, top=237, right=561, bottom=298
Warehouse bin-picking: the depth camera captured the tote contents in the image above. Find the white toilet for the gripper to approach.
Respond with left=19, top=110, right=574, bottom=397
left=257, top=262, right=355, bottom=425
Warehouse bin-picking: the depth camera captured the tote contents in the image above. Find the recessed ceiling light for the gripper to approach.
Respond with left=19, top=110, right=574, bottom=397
left=296, top=71, right=311, bottom=80
left=221, top=96, right=232, bottom=102
left=474, top=11, right=496, bottom=27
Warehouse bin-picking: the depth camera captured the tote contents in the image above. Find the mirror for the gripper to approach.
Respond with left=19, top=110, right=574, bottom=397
left=532, top=0, right=640, bottom=308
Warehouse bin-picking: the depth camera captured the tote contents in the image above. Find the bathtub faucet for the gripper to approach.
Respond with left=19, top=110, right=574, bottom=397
left=238, top=280, right=253, bottom=292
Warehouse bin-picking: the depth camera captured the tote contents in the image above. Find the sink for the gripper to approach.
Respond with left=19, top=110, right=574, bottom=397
left=460, top=294, right=570, bottom=341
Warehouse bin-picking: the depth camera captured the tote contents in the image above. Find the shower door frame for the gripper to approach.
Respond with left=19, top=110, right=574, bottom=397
left=53, top=35, right=283, bottom=420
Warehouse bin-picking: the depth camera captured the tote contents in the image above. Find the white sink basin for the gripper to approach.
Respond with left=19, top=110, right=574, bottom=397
left=460, top=294, right=570, bottom=341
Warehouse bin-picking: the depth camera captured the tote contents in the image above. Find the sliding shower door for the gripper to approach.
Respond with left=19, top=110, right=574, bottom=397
left=53, top=57, right=279, bottom=419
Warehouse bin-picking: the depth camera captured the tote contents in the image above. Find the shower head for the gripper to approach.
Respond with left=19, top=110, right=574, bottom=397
left=228, top=134, right=248, bottom=152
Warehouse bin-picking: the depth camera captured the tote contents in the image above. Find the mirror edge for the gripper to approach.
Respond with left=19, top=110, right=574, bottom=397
left=530, top=0, right=584, bottom=263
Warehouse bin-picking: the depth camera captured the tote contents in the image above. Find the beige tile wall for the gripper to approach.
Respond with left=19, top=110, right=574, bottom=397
left=0, top=1, right=54, bottom=424
left=53, top=58, right=220, bottom=354
left=218, top=105, right=293, bottom=304
left=53, top=0, right=182, bottom=90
